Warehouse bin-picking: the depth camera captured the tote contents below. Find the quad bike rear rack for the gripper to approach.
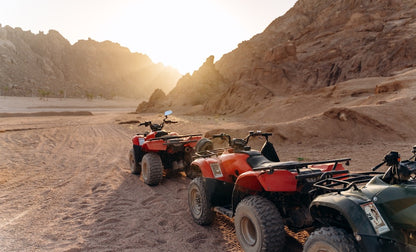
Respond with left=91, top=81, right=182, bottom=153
left=193, top=149, right=226, bottom=158
left=312, top=171, right=384, bottom=193
left=149, top=134, right=202, bottom=141
left=252, top=158, right=351, bottom=171
left=252, top=158, right=351, bottom=179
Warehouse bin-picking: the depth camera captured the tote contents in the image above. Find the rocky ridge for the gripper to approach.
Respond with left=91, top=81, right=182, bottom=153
left=139, top=0, right=416, bottom=115
left=0, top=25, right=181, bottom=99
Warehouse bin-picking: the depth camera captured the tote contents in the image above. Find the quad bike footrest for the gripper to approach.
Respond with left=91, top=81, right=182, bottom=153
left=213, top=206, right=233, bottom=218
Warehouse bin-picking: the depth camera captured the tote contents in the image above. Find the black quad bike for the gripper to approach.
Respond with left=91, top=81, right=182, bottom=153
left=129, top=110, right=202, bottom=186
left=188, top=131, right=350, bottom=251
left=304, top=147, right=416, bottom=252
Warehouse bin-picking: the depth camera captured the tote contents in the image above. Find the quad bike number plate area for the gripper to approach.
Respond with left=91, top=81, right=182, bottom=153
left=210, top=162, right=223, bottom=178
left=361, top=202, right=390, bottom=235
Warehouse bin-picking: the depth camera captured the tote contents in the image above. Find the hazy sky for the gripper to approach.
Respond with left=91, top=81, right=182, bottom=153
left=0, top=0, right=297, bottom=74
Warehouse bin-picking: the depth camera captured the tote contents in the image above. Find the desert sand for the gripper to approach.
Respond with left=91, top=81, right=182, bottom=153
left=0, top=91, right=415, bottom=252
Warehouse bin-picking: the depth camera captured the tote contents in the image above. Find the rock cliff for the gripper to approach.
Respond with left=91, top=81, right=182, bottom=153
left=139, top=0, right=416, bottom=114
left=0, top=25, right=181, bottom=99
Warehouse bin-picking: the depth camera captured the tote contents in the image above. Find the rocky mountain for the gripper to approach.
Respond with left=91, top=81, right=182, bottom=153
left=0, top=25, right=181, bottom=99
left=138, top=0, right=416, bottom=114
left=137, top=55, right=228, bottom=112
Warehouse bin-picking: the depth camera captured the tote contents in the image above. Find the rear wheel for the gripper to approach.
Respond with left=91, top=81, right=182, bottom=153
left=303, top=226, right=358, bottom=252
left=235, top=195, right=285, bottom=252
left=188, top=177, right=214, bottom=225
left=141, top=153, right=163, bottom=186
left=195, top=138, right=213, bottom=153
left=129, top=149, right=141, bottom=175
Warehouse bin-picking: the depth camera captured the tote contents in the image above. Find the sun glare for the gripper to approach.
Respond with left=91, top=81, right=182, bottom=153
left=104, top=0, right=247, bottom=74
left=0, top=0, right=297, bottom=75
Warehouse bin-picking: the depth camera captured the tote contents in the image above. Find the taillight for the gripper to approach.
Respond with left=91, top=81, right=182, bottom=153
left=132, top=136, right=145, bottom=146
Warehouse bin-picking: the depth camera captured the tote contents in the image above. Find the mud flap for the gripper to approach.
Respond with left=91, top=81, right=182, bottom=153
left=133, top=145, right=144, bottom=164
left=204, top=178, right=234, bottom=207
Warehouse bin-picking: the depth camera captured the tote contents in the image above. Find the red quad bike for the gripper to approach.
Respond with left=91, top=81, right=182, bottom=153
left=129, top=110, right=202, bottom=186
left=188, top=131, right=350, bottom=252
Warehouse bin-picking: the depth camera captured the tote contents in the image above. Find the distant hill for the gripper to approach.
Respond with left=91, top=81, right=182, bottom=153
left=0, top=25, right=181, bottom=99
left=138, top=0, right=416, bottom=114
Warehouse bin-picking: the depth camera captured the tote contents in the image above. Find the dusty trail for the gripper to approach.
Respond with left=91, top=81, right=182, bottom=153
left=0, top=114, right=230, bottom=251
left=1, top=110, right=414, bottom=251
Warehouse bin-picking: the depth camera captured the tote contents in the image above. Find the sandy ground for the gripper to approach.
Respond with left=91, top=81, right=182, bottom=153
left=0, top=96, right=415, bottom=251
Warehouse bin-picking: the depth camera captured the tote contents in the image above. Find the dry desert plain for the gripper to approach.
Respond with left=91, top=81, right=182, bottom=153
left=0, top=92, right=415, bottom=251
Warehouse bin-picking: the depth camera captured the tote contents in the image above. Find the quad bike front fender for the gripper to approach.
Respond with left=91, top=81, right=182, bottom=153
left=310, top=192, right=416, bottom=251
left=191, top=158, right=223, bottom=180
left=310, top=193, right=375, bottom=235
left=310, top=193, right=400, bottom=251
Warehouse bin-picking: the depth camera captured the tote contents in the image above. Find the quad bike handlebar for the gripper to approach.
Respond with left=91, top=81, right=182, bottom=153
left=138, top=117, right=178, bottom=131
left=313, top=147, right=416, bottom=193
left=212, top=131, right=273, bottom=149
left=364, top=148, right=416, bottom=185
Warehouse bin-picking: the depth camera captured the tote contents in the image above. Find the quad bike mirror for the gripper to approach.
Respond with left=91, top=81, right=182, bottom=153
left=381, top=149, right=416, bottom=184
left=164, top=110, right=173, bottom=117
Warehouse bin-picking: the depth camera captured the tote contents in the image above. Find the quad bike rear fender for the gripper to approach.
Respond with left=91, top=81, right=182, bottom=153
left=183, top=136, right=202, bottom=148
left=235, top=170, right=298, bottom=192
left=142, top=139, right=167, bottom=152
left=310, top=163, right=349, bottom=178
left=132, top=135, right=145, bottom=146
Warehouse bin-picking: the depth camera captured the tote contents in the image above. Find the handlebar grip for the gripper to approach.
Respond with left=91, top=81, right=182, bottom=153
left=139, top=121, right=151, bottom=126
left=372, top=161, right=386, bottom=171
left=249, top=131, right=272, bottom=137
left=212, top=133, right=226, bottom=138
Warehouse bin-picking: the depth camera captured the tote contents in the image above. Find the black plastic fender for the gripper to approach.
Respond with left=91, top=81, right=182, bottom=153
left=310, top=193, right=376, bottom=236
left=203, top=177, right=234, bottom=207
left=133, top=145, right=144, bottom=164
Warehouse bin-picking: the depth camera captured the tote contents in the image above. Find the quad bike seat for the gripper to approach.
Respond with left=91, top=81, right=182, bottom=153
left=155, top=131, right=169, bottom=138
left=247, top=152, right=300, bottom=170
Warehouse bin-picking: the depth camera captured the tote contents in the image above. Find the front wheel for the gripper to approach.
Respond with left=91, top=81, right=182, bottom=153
left=235, top=195, right=285, bottom=252
left=141, top=153, right=163, bottom=186
left=303, top=227, right=358, bottom=252
left=129, top=149, right=141, bottom=175
left=188, top=177, right=214, bottom=225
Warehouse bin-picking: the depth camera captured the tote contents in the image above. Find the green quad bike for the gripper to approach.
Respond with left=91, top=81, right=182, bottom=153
left=305, top=146, right=416, bottom=252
